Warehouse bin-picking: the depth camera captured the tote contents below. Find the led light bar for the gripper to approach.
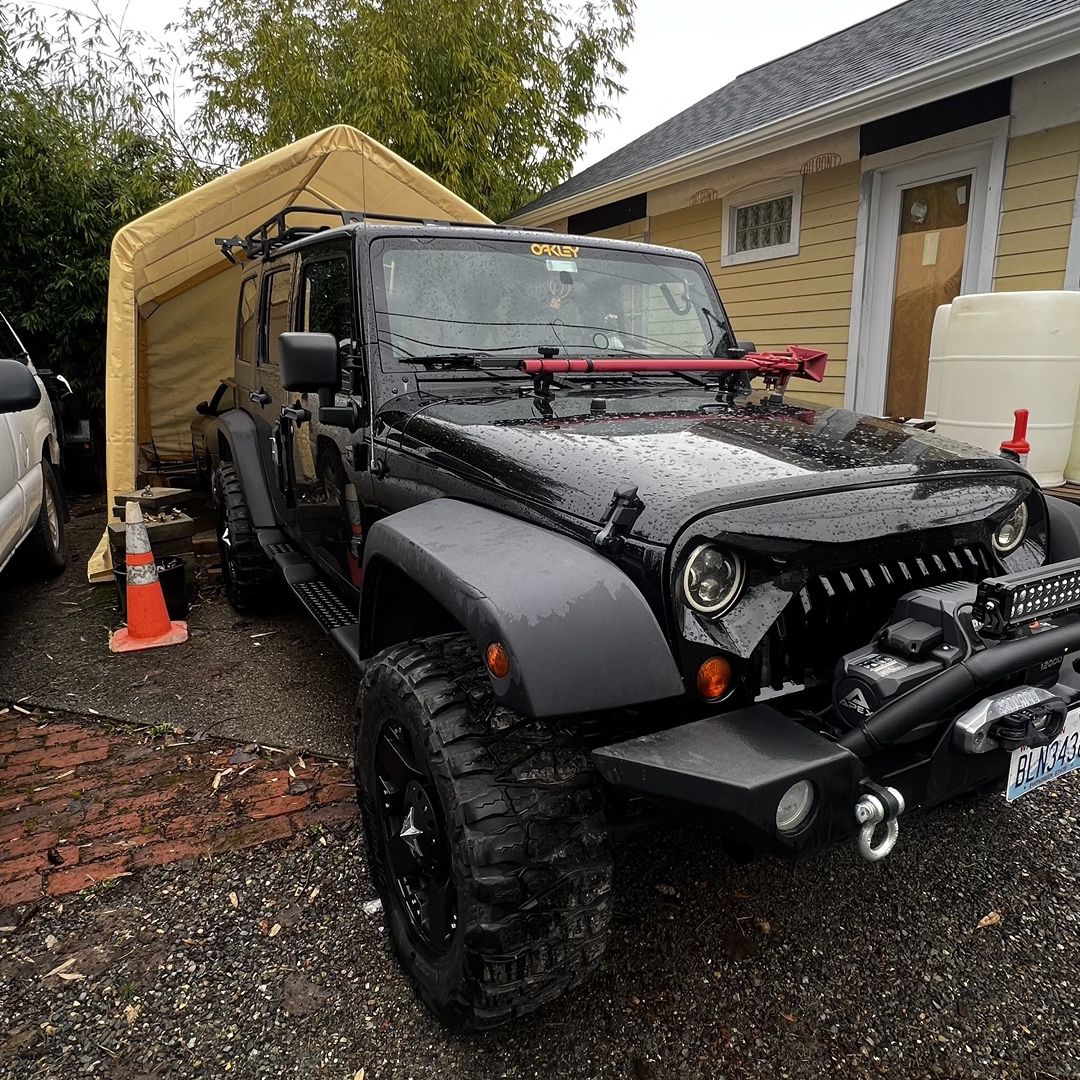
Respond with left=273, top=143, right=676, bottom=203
left=974, top=556, right=1080, bottom=637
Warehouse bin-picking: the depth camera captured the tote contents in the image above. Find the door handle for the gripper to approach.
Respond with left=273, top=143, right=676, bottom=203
left=249, top=388, right=271, bottom=406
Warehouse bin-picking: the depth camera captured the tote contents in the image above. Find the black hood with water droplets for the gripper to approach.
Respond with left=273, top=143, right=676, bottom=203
left=379, top=386, right=1031, bottom=545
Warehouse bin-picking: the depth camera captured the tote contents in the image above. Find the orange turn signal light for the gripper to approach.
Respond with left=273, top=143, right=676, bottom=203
left=697, top=656, right=733, bottom=701
left=485, top=641, right=511, bottom=679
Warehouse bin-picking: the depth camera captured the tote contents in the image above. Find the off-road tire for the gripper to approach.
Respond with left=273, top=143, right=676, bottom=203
left=23, top=460, right=66, bottom=577
left=214, top=461, right=276, bottom=613
left=355, top=633, right=613, bottom=1029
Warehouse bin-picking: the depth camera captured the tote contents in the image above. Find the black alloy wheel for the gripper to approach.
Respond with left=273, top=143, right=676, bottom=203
left=375, top=721, right=457, bottom=955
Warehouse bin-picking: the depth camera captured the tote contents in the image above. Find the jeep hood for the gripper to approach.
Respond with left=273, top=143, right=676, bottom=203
left=387, top=390, right=1026, bottom=543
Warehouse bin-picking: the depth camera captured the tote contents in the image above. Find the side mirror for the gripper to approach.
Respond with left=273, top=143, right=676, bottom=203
left=0, top=359, right=41, bottom=414
left=279, top=332, right=338, bottom=392
left=737, top=340, right=756, bottom=354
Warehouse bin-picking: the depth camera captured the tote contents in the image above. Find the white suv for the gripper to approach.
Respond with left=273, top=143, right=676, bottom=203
left=0, top=313, right=66, bottom=576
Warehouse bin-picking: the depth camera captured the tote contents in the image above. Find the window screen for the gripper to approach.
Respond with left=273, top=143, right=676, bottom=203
left=734, top=195, right=794, bottom=252
left=237, top=277, right=258, bottom=364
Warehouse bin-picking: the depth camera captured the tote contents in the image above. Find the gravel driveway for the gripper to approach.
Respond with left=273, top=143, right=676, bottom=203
left=3, top=502, right=1080, bottom=1078
left=3, top=776, right=1079, bottom=1079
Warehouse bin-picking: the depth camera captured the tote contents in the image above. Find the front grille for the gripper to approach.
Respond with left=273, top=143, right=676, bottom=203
left=751, top=545, right=993, bottom=693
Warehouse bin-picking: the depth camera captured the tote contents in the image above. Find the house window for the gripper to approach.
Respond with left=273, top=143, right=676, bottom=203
left=722, top=179, right=802, bottom=267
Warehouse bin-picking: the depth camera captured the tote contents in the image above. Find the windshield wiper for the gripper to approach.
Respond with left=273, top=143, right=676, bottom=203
left=701, top=307, right=731, bottom=356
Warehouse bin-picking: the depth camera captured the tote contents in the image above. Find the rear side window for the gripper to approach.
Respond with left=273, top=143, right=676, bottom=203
left=237, top=277, right=258, bottom=364
left=260, top=269, right=293, bottom=367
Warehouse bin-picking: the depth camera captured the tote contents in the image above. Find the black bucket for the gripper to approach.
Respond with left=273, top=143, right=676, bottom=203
left=113, top=555, right=189, bottom=620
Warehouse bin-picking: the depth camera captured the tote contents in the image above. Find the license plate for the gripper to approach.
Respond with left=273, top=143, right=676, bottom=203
left=1006, top=710, right=1080, bottom=802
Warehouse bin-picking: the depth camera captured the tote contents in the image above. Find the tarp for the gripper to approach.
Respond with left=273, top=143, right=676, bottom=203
left=91, top=125, right=490, bottom=578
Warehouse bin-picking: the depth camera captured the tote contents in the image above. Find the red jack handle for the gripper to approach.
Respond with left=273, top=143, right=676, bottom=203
left=999, top=408, right=1030, bottom=459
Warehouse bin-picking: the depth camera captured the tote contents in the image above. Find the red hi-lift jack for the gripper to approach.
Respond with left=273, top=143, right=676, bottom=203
left=519, top=345, right=828, bottom=392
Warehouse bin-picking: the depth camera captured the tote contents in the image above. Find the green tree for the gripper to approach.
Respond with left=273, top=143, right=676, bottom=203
left=0, top=5, right=208, bottom=413
left=180, top=0, right=634, bottom=221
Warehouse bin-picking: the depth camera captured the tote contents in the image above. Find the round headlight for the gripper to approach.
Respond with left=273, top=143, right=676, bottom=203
left=993, top=502, right=1029, bottom=554
left=682, top=544, right=745, bottom=616
left=776, top=780, right=815, bottom=833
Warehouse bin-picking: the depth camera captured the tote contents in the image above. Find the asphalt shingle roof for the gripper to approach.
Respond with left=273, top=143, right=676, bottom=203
left=512, top=0, right=1078, bottom=219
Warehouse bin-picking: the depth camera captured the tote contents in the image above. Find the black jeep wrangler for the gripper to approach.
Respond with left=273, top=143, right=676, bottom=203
left=205, top=207, right=1080, bottom=1029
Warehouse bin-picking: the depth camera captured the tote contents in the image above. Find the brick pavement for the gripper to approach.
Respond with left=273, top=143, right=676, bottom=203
left=0, top=705, right=358, bottom=913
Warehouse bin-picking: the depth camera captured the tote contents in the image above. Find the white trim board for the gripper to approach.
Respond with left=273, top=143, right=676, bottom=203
left=1065, top=163, right=1080, bottom=290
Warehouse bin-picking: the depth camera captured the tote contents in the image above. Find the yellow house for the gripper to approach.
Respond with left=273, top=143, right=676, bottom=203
left=507, top=0, right=1080, bottom=416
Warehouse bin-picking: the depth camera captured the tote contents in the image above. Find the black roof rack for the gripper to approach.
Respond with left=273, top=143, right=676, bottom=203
left=215, top=205, right=547, bottom=263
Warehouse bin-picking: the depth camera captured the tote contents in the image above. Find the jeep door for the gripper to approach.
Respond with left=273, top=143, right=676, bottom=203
left=283, top=243, right=369, bottom=585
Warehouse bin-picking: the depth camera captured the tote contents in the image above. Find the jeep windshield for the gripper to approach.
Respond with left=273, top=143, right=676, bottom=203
left=369, top=236, right=727, bottom=375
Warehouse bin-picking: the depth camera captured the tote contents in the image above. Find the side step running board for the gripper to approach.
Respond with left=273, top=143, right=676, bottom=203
left=257, top=529, right=362, bottom=670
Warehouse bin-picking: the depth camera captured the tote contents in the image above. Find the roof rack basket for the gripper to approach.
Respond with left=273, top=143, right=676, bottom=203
left=215, top=206, right=365, bottom=263
left=215, top=206, right=539, bottom=263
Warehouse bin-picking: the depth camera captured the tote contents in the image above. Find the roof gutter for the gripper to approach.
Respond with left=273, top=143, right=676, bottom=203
left=507, top=8, right=1080, bottom=227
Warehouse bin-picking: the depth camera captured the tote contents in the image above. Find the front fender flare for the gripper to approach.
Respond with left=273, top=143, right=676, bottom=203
left=362, top=500, right=684, bottom=717
left=215, top=409, right=276, bottom=529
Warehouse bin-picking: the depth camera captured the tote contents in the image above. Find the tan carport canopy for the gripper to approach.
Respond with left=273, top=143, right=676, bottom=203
left=90, top=125, right=490, bottom=578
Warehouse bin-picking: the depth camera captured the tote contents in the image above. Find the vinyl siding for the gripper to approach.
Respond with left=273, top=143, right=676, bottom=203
left=993, top=122, right=1080, bottom=292
left=648, top=162, right=860, bottom=407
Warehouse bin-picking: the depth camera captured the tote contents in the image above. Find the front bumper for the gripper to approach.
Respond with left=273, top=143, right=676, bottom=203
left=592, top=701, right=1031, bottom=860
left=595, top=554, right=1080, bottom=861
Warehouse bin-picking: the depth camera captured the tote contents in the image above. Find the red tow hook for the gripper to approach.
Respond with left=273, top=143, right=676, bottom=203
left=999, top=408, right=1030, bottom=468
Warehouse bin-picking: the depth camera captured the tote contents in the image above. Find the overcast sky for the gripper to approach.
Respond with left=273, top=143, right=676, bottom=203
left=39, top=0, right=903, bottom=171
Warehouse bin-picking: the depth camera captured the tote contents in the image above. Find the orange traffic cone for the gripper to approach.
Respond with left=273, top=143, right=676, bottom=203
left=109, top=500, right=189, bottom=653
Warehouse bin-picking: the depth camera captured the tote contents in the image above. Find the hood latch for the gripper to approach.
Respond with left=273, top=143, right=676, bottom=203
left=593, top=483, right=645, bottom=554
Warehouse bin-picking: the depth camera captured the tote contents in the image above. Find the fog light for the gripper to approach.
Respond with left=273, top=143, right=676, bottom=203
left=696, top=656, right=733, bottom=700
left=485, top=642, right=510, bottom=679
left=776, top=780, right=815, bottom=833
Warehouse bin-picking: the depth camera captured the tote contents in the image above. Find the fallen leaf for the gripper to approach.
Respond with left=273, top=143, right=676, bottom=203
left=288, top=766, right=296, bottom=779
left=44, top=934, right=58, bottom=951
left=297, top=757, right=306, bottom=770
left=268, top=923, right=282, bottom=938
left=353, top=1070, right=366, bottom=1080
left=0, top=926, right=16, bottom=933
left=977, top=910, right=1002, bottom=929
left=43, top=957, right=77, bottom=979
left=782, top=1013, right=797, bottom=1023
left=57, top=971, right=85, bottom=982
left=124, top=1004, right=140, bottom=1025
left=362, top=898, right=382, bottom=916
left=308, top=887, right=320, bottom=903
left=228, top=892, right=239, bottom=910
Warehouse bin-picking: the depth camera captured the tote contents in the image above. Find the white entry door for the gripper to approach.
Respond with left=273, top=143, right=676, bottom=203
left=854, top=143, right=997, bottom=417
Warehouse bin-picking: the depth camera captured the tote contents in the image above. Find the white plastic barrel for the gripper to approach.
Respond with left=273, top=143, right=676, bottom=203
left=933, top=291, right=1080, bottom=487
left=1064, top=383, right=1080, bottom=485
left=922, top=303, right=951, bottom=423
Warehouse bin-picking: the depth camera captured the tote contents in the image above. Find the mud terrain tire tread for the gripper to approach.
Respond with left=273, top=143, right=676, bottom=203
left=215, top=461, right=276, bottom=613
left=355, top=632, right=612, bottom=1029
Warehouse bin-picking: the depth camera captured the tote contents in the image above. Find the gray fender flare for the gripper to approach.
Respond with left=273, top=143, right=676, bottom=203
left=215, top=409, right=276, bottom=529
left=362, top=499, right=684, bottom=717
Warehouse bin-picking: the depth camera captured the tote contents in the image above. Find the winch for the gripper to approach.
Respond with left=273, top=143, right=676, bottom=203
left=833, top=569, right=1079, bottom=753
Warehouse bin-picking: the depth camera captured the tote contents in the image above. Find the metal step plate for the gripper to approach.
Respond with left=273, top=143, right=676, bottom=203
left=293, top=579, right=356, bottom=632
